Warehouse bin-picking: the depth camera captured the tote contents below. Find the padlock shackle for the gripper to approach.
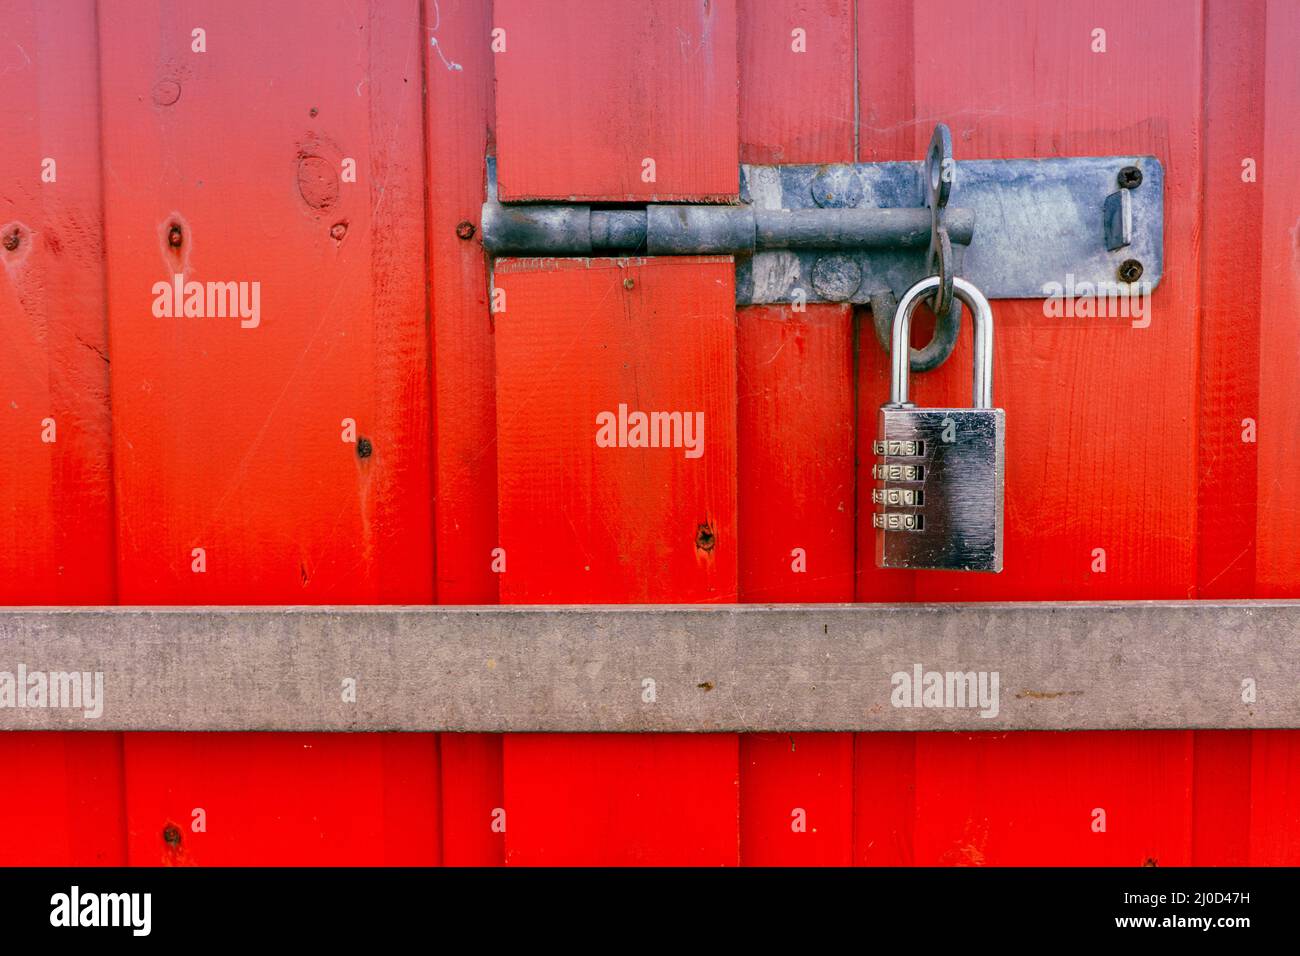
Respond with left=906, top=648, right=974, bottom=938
left=890, top=275, right=994, bottom=409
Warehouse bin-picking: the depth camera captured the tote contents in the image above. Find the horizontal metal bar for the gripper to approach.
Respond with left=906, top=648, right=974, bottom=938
left=482, top=202, right=975, bottom=256
left=0, top=603, right=1293, bottom=732
left=756, top=207, right=975, bottom=250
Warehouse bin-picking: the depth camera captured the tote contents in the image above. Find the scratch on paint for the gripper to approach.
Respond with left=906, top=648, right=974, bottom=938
left=1292, top=217, right=1300, bottom=276
left=1, top=41, right=31, bottom=77
left=430, top=0, right=463, bottom=72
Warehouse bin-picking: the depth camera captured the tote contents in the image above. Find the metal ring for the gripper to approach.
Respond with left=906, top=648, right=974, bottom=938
left=924, top=124, right=955, bottom=317
left=926, top=225, right=955, bottom=319
left=925, top=123, right=953, bottom=211
left=870, top=288, right=963, bottom=374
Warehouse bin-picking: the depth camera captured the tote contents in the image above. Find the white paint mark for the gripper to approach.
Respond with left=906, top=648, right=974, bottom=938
left=430, top=0, right=463, bottom=72
left=0, top=42, right=32, bottom=77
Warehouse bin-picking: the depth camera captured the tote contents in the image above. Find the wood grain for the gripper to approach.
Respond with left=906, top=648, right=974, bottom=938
left=99, top=0, right=434, bottom=604
left=123, top=734, right=439, bottom=865
left=423, top=0, right=505, bottom=866
left=95, top=0, right=440, bottom=866
left=0, top=0, right=123, bottom=866
left=738, top=0, right=856, bottom=164
left=1197, top=0, right=1264, bottom=599
left=493, top=0, right=739, bottom=201
left=494, top=257, right=738, bottom=604
left=0, top=0, right=115, bottom=606
left=1255, top=0, right=1300, bottom=600
left=495, top=255, right=740, bottom=863
left=1247, top=0, right=1300, bottom=865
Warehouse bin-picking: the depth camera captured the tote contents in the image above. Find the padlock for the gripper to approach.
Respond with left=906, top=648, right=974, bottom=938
left=873, top=275, right=1004, bottom=572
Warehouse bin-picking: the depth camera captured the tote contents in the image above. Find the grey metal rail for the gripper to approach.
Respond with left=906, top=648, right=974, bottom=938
left=0, top=603, right=1293, bottom=732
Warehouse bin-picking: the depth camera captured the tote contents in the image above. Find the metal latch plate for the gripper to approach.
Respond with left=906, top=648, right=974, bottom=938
left=737, top=156, right=1163, bottom=305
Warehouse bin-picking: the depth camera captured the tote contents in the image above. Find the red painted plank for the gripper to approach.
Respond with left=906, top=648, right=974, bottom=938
left=0, top=733, right=125, bottom=866
left=737, top=305, right=854, bottom=603
left=494, top=257, right=738, bottom=604
left=860, top=0, right=1203, bottom=602
left=852, top=734, right=916, bottom=865
left=1197, top=0, right=1264, bottom=599
left=856, top=0, right=913, bottom=164
left=439, top=733, right=505, bottom=866
left=911, top=732, right=1192, bottom=867
left=1248, top=731, right=1300, bottom=865
left=1187, top=0, right=1268, bottom=862
left=94, top=1, right=439, bottom=866
left=495, top=256, right=739, bottom=863
left=98, top=0, right=433, bottom=605
left=123, top=734, right=439, bottom=866
left=1255, top=0, right=1300, bottom=599
left=493, top=0, right=739, bottom=201
left=854, top=0, right=1203, bottom=864
left=1191, top=731, right=1252, bottom=865
left=0, top=0, right=115, bottom=604
left=0, top=0, right=124, bottom=866
left=740, top=733, right=853, bottom=865
left=503, top=734, right=738, bottom=866
left=1246, top=0, right=1300, bottom=866
left=738, top=0, right=855, bottom=165
left=423, top=0, right=505, bottom=865
left=426, top=0, right=499, bottom=605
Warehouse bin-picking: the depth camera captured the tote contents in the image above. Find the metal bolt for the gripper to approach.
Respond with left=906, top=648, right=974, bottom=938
left=162, top=824, right=182, bottom=847
left=811, top=164, right=864, bottom=209
left=695, top=523, right=715, bottom=551
left=455, top=220, right=476, bottom=240
left=167, top=225, right=183, bottom=248
left=622, top=277, right=635, bottom=290
left=357, top=437, right=373, bottom=459
left=1118, top=258, right=1144, bottom=283
left=330, top=222, right=348, bottom=241
left=811, top=255, right=862, bottom=302
left=2, top=229, right=19, bottom=252
left=309, top=106, right=318, bottom=117
left=1117, top=166, right=1143, bottom=189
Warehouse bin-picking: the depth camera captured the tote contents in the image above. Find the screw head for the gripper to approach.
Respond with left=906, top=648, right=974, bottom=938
left=2, top=229, right=19, bottom=252
left=622, top=277, right=635, bottom=290
left=330, top=221, right=348, bottom=241
left=1117, top=166, right=1143, bottom=189
left=455, top=220, right=476, bottom=240
left=162, top=824, right=182, bottom=847
left=167, top=225, right=183, bottom=248
left=357, top=437, right=373, bottom=459
left=1118, top=258, right=1144, bottom=283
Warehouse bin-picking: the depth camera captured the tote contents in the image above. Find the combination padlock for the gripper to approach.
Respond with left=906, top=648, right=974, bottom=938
left=873, top=275, right=1005, bottom=572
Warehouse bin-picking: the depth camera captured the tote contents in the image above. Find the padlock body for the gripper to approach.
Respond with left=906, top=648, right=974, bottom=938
left=873, top=406, right=1005, bottom=572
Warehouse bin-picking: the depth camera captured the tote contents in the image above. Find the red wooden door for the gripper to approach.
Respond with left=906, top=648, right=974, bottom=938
left=2, top=0, right=1299, bottom=866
